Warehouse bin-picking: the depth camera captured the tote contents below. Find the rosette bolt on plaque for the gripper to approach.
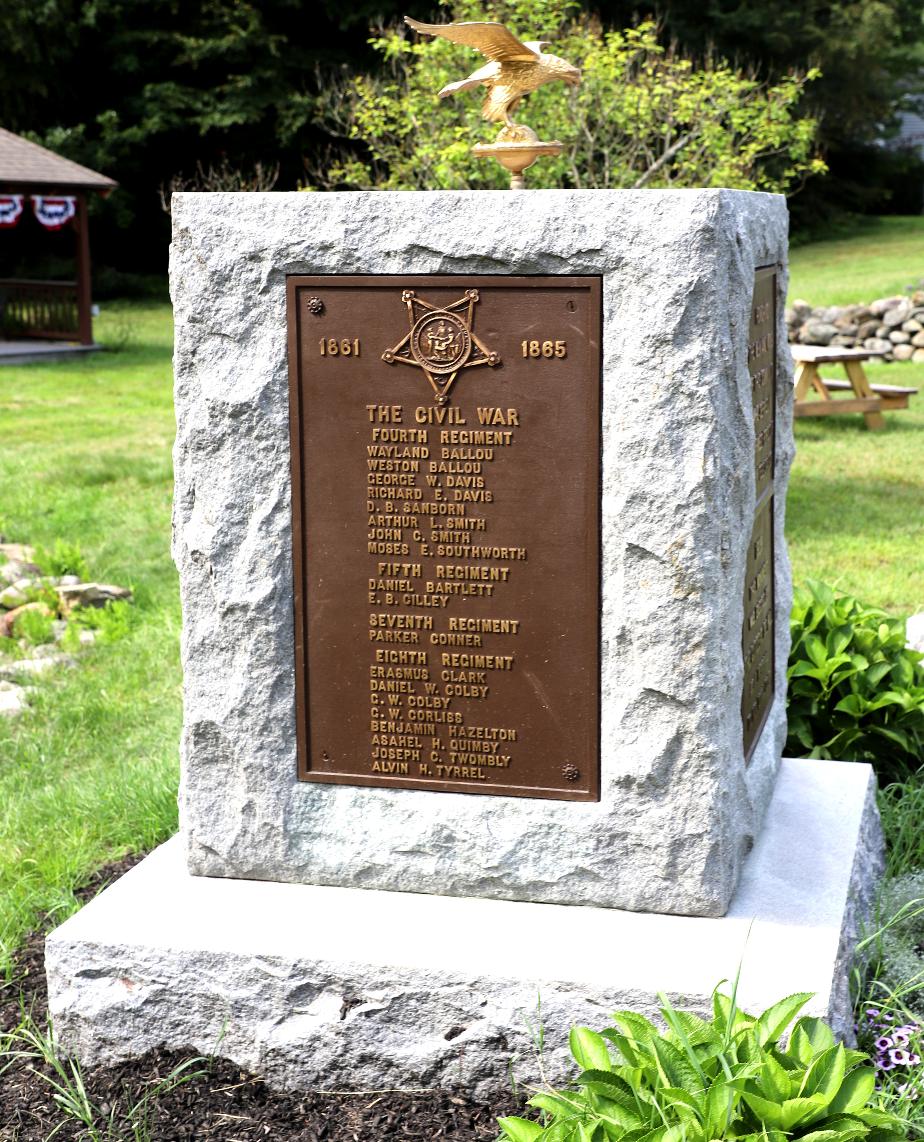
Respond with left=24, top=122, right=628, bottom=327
left=306, top=296, right=325, bottom=316
left=562, top=764, right=580, bottom=782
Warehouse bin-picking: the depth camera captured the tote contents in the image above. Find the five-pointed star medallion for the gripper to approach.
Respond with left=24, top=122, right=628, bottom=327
left=381, top=289, right=500, bottom=404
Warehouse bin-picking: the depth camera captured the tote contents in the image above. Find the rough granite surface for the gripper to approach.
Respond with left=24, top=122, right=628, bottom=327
left=170, top=189, right=793, bottom=917
left=46, top=759, right=881, bottom=1095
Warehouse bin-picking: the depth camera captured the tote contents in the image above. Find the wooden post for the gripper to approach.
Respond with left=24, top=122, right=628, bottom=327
left=74, top=192, right=93, bottom=345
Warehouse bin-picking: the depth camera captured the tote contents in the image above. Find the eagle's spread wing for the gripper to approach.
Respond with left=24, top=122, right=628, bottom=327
left=404, top=17, right=539, bottom=63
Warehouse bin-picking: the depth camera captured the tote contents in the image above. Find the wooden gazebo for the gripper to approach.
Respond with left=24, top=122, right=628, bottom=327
left=0, top=128, right=117, bottom=349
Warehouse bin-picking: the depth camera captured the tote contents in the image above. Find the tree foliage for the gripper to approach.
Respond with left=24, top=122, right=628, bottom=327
left=313, top=0, right=825, bottom=194
left=0, top=0, right=919, bottom=272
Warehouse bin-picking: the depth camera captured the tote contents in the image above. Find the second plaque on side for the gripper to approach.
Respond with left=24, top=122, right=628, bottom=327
left=288, top=275, right=602, bottom=801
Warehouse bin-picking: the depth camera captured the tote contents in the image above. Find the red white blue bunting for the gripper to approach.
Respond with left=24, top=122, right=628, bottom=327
left=31, top=195, right=77, bottom=230
left=0, top=195, right=25, bottom=228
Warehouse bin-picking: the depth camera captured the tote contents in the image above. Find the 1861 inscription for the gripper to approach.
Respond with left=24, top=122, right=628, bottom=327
left=287, top=276, right=601, bottom=800
left=742, top=266, right=777, bottom=759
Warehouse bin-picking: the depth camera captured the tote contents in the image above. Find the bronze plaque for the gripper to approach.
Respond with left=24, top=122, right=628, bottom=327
left=742, top=265, right=777, bottom=760
left=287, top=275, right=601, bottom=800
left=750, top=266, right=777, bottom=502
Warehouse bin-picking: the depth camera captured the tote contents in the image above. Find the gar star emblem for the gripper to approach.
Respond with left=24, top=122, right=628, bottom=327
left=381, top=289, right=500, bottom=404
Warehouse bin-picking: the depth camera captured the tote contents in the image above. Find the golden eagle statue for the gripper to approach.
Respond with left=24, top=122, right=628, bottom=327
left=404, top=17, right=581, bottom=128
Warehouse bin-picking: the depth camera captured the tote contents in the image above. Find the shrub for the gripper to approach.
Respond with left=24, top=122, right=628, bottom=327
left=786, top=581, right=924, bottom=782
left=498, top=987, right=903, bottom=1142
left=311, top=0, right=825, bottom=194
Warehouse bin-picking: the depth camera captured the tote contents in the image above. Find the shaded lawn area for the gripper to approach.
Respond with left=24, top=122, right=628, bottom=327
left=788, top=215, right=924, bottom=306
left=0, top=302, right=180, bottom=968
left=787, top=219, right=924, bottom=617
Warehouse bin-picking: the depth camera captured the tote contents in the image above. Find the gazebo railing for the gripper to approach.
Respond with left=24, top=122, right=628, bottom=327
left=0, top=279, right=80, bottom=340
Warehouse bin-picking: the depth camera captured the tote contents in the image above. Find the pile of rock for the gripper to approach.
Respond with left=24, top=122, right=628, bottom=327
left=0, top=541, right=132, bottom=719
left=786, top=290, right=924, bottom=362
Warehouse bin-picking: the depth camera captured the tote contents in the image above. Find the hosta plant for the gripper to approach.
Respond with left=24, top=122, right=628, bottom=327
left=786, top=580, right=924, bottom=781
left=498, top=986, right=904, bottom=1142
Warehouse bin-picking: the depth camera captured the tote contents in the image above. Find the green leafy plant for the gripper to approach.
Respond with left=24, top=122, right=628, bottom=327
left=68, top=599, right=135, bottom=645
left=786, top=581, right=924, bottom=781
left=311, top=0, right=825, bottom=194
left=3, top=1013, right=206, bottom=1142
left=35, top=539, right=89, bottom=581
left=498, top=987, right=904, bottom=1142
left=12, top=608, right=54, bottom=646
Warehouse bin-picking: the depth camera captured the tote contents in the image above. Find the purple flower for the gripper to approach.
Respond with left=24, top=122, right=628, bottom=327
left=890, top=1049, right=912, bottom=1065
left=876, top=1036, right=894, bottom=1051
left=891, top=1030, right=910, bottom=1046
left=866, top=1008, right=881, bottom=1018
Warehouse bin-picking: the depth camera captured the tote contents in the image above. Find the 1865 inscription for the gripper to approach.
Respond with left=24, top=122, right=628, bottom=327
left=742, top=266, right=777, bottom=760
left=287, top=276, right=601, bottom=800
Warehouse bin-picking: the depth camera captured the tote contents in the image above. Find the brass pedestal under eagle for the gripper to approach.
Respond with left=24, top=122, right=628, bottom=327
left=405, top=16, right=580, bottom=189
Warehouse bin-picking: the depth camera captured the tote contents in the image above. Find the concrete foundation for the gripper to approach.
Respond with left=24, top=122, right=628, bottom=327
left=46, top=758, right=882, bottom=1097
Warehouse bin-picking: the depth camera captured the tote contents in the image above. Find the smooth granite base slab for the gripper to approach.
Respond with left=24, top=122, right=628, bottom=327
left=46, top=758, right=882, bottom=1098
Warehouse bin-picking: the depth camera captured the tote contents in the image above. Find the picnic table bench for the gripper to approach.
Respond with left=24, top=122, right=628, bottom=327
left=791, top=344, right=919, bottom=430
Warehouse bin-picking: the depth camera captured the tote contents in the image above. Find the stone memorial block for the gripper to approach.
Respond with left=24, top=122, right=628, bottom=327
left=171, top=189, right=793, bottom=917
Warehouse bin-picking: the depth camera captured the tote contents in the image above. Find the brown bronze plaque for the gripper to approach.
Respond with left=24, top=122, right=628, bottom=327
left=750, top=266, right=777, bottom=502
left=287, top=275, right=601, bottom=800
left=742, top=266, right=777, bottom=760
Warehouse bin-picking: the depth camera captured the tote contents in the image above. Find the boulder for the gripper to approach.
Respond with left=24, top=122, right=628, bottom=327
left=889, top=330, right=911, bottom=344
left=863, top=338, right=892, bottom=353
left=892, top=344, right=914, bottom=361
left=913, top=349, right=924, bottom=363
left=56, top=582, right=132, bottom=613
left=831, top=334, right=857, bottom=347
left=1, top=653, right=76, bottom=680
left=911, top=331, right=924, bottom=349
left=803, top=321, right=838, bottom=345
left=0, top=559, right=41, bottom=585
left=0, top=579, right=33, bottom=610
left=883, top=302, right=913, bottom=327
left=0, top=543, right=36, bottom=564
left=0, top=680, right=29, bottom=718
left=857, top=320, right=879, bottom=340
left=902, top=319, right=922, bottom=334
left=870, top=295, right=905, bottom=316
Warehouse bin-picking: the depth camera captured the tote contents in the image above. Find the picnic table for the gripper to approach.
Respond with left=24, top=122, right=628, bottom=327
left=791, top=344, right=919, bottom=430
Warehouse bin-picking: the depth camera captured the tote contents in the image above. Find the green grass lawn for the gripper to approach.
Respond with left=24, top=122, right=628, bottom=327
left=0, top=303, right=180, bottom=967
left=789, top=215, right=924, bottom=306
left=787, top=218, right=924, bottom=616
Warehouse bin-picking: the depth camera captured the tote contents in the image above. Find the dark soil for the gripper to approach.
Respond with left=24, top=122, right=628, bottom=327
left=0, top=857, right=521, bottom=1141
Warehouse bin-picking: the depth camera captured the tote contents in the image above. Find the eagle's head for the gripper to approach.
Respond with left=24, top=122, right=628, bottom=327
left=544, top=53, right=582, bottom=87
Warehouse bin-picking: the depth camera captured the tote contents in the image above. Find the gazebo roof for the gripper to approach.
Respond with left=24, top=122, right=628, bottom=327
left=0, top=128, right=117, bottom=192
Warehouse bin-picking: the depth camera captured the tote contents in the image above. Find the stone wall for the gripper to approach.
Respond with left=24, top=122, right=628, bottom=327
left=786, top=290, right=924, bottom=361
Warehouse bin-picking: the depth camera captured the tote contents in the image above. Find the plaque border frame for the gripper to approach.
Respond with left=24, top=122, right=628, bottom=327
left=286, top=273, right=603, bottom=801
left=742, top=263, right=778, bottom=764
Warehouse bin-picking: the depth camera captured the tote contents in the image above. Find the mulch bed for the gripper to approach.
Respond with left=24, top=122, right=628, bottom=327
left=0, top=857, right=521, bottom=1141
